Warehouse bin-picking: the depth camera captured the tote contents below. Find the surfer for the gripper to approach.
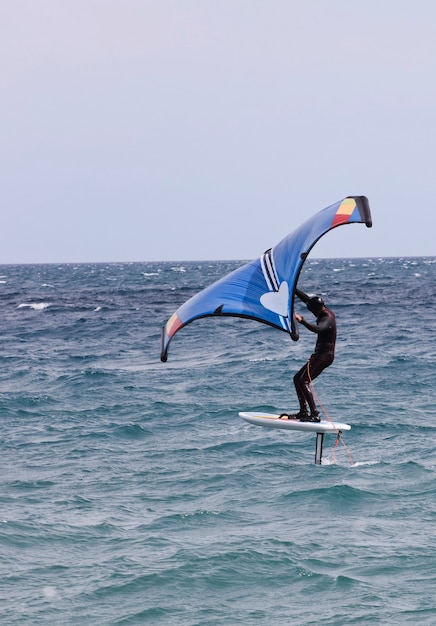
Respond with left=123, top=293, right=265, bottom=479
left=289, top=288, right=337, bottom=422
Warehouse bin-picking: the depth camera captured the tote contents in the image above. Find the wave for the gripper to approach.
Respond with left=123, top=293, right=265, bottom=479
left=1, top=258, right=436, bottom=626
left=17, top=302, right=51, bottom=310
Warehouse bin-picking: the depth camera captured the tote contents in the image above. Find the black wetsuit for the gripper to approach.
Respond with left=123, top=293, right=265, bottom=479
left=293, top=288, right=336, bottom=415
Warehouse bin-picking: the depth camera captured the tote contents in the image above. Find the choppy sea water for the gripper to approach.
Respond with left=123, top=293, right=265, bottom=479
left=0, top=257, right=435, bottom=625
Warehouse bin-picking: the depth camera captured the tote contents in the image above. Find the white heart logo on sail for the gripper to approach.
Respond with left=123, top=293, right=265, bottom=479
left=260, top=281, right=289, bottom=317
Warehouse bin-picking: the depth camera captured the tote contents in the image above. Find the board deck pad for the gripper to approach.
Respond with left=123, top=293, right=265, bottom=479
left=239, top=412, right=351, bottom=433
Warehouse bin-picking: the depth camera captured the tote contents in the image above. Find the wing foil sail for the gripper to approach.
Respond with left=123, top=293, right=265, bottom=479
left=160, top=195, right=371, bottom=361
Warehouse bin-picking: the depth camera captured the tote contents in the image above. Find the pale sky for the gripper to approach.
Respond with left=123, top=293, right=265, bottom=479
left=1, top=0, right=435, bottom=263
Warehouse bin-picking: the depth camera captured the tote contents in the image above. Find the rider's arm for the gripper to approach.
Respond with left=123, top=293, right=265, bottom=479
left=295, top=287, right=309, bottom=303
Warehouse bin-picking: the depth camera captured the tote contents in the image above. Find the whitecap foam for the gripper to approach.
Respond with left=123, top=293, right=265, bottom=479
left=351, top=460, right=379, bottom=467
left=43, top=586, right=59, bottom=600
left=17, top=302, right=51, bottom=310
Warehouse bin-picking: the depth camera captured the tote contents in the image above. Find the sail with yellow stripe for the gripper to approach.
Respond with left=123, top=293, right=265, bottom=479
left=161, top=196, right=372, bottom=362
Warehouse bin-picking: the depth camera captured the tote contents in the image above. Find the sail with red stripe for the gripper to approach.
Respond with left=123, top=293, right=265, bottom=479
left=160, top=196, right=372, bottom=362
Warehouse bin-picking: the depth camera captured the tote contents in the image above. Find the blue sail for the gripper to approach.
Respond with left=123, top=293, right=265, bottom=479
left=161, top=196, right=372, bottom=361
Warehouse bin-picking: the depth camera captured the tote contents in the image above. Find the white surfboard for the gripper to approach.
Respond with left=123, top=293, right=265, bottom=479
left=239, top=412, right=351, bottom=433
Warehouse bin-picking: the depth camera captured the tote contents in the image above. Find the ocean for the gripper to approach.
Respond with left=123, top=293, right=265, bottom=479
left=0, top=257, right=435, bottom=625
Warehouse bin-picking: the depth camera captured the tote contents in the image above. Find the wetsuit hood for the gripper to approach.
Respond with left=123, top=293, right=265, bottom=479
left=307, top=296, right=324, bottom=315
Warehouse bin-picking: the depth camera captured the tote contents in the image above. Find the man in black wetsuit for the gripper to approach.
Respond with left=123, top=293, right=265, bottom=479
left=288, top=287, right=337, bottom=422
